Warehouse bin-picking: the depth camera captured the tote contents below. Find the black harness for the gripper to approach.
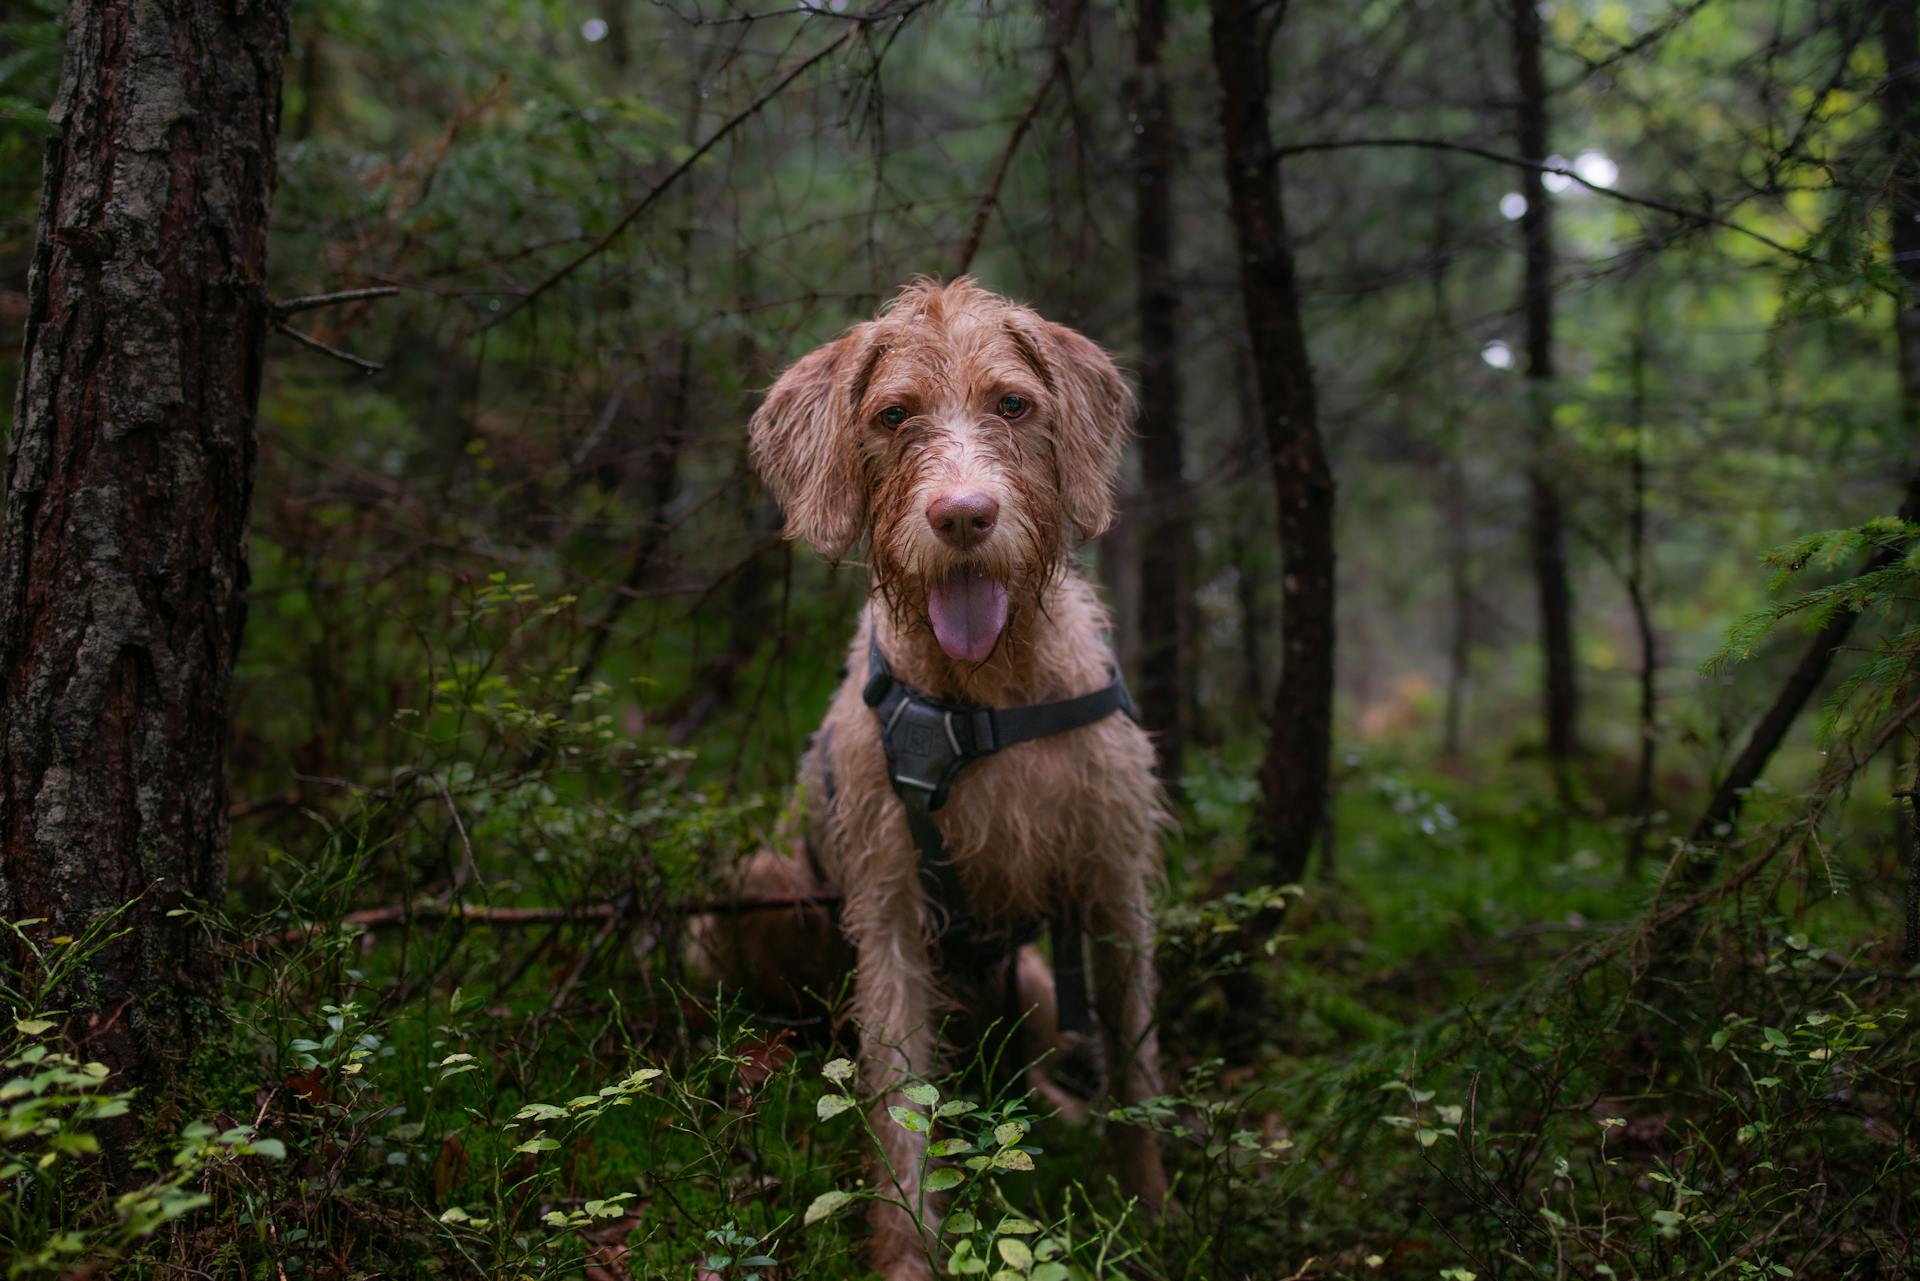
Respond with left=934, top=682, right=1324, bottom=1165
left=832, top=632, right=1136, bottom=1035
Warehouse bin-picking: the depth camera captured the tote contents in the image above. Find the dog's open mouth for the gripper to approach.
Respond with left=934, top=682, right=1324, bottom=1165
left=927, top=566, right=1008, bottom=662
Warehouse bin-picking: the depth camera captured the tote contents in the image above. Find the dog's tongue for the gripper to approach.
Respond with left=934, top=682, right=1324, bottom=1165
left=927, top=568, right=1008, bottom=662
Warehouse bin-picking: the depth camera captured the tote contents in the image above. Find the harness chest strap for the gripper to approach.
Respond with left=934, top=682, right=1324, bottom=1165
left=858, top=632, right=1137, bottom=1035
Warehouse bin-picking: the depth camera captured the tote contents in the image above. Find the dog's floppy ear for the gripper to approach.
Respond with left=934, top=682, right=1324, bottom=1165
left=749, top=331, right=875, bottom=560
left=1010, top=316, right=1136, bottom=541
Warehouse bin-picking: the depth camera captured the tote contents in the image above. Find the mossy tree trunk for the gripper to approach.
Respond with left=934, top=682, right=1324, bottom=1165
left=0, top=0, right=291, bottom=1091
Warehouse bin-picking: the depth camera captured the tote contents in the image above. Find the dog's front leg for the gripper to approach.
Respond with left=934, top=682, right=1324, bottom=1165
left=1090, top=873, right=1169, bottom=1212
left=849, top=897, right=943, bottom=1281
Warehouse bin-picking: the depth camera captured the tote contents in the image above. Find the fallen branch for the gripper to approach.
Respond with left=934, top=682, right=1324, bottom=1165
left=259, top=891, right=843, bottom=948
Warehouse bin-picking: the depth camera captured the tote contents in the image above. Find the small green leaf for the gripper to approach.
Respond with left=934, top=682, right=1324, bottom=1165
left=513, top=1137, right=560, bottom=1154
left=924, top=1167, right=964, bottom=1192
left=996, top=1237, right=1033, bottom=1270
left=903, top=1083, right=940, bottom=1108
left=889, top=1106, right=930, bottom=1134
left=822, top=1058, right=856, bottom=1084
left=817, top=1093, right=857, bottom=1121
left=804, top=1189, right=853, bottom=1226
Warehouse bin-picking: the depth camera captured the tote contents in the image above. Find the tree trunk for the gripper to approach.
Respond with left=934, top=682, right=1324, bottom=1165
left=1428, top=177, right=1472, bottom=761
left=1512, top=0, right=1580, bottom=801
left=1208, top=0, right=1336, bottom=886
left=1687, top=0, right=1920, bottom=852
left=1132, top=0, right=1190, bottom=790
left=0, top=0, right=291, bottom=1090
left=1624, top=316, right=1661, bottom=870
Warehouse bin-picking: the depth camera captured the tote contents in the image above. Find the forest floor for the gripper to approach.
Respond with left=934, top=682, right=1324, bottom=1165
left=2, top=591, right=1913, bottom=1281
left=41, top=734, right=1896, bottom=1280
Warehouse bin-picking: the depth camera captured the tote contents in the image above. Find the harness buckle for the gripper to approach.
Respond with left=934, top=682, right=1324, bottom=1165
left=884, top=695, right=973, bottom=803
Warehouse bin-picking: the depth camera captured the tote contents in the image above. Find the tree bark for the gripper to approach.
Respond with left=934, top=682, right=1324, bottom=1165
left=1512, top=0, right=1580, bottom=801
left=1624, top=317, right=1661, bottom=870
left=1208, top=0, right=1336, bottom=886
left=1132, top=0, right=1190, bottom=789
left=0, top=0, right=291, bottom=1090
left=1687, top=0, right=1920, bottom=851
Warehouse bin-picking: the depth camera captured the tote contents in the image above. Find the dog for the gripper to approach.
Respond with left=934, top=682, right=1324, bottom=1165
left=699, top=278, right=1168, bottom=1280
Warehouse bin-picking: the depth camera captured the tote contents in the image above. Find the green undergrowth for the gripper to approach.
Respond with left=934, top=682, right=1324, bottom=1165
left=2, top=580, right=1915, bottom=1279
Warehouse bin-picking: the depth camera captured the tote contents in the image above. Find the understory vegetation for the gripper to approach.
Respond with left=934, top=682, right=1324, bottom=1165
left=1, top=568, right=1914, bottom=1278
left=4, top=0, right=1920, bottom=1276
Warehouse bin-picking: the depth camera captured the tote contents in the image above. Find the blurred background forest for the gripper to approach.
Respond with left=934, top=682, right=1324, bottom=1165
left=2, top=0, right=1919, bottom=1277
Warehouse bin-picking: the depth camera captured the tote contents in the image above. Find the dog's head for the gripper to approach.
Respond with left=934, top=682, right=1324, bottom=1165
left=750, top=278, right=1133, bottom=662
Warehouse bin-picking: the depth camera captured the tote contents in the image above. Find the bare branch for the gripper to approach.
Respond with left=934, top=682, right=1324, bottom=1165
left=270, top=285, right=400, bottom=317
left=1271, top=135, right=1804, bottom=260
left=272, top=320, right=384, bottom=373
left=952, top=0, right=1081, bottom=277
left=497, top=0, right=931, bottom=326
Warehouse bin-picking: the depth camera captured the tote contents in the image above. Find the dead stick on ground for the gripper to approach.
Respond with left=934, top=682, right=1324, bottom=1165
left=258, top=892, right=843, bottom=948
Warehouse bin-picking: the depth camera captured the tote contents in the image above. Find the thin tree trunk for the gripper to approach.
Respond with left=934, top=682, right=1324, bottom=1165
left=1624, top=318, right=1661, bottom=870
left=1132, top=0, right=1190, bottom=789
left=1688, top=0, right=1920, bottom=852
left=1231, top=337, right=1269, bottom=715
left=0, top=0, right=292, bottom=1090
left=1208, top=0, right=1336, bottom=886
left=1443, top=454, right=1473, bottom=759
left=1512, top=0, right=1580, bottom=802
left=1428, top=178, right=1471, bottom=761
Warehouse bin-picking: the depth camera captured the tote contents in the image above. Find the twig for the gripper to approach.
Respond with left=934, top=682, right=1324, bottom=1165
left=270, top=285, right=399, bottom=317
left=1903, top=771, right=1920, bottom=964
left=952, top=21, right=1074, bottom=276
left=498, top=2, right=928, bottom=326
left=272, top=320, right=384, bottom=373
left=1270, top=136, right=1806, bottom=261
left=430, top=771, right=482, bottom=895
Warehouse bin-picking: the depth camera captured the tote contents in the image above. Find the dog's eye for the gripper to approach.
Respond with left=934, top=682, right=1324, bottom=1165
left=879, top=405, right=909, bottom=429
left=998, top=394, right=1028, bottom=419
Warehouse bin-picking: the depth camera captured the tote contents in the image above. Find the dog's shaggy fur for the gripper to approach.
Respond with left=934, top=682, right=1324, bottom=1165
left=699, top=279, right=1167, bottom=1280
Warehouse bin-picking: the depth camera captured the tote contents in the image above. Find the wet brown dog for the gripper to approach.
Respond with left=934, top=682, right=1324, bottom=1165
left=701, top=278, right=1167, bottom=1280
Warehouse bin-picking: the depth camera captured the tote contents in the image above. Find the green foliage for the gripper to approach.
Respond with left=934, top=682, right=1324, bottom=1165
left=0, top=915, right=289, bottom=1276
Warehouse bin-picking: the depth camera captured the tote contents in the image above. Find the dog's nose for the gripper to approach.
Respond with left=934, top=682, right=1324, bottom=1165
left=926, top=491, right=999, bottom=548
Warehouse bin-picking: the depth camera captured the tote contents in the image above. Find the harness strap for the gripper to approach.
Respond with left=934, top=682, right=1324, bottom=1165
left=860, top=632, right=1133, bottom=1036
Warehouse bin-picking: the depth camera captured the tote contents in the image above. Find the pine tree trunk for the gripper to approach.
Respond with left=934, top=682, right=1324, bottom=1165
left=1132, top=0, right=1190, bottom=789
left=1512, top=0, right=1580, bottom=799
left=1208, top=0, right=1336, bottom=886
left=0, top=0, right=291, bottom=1090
